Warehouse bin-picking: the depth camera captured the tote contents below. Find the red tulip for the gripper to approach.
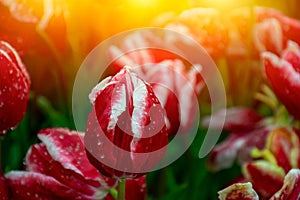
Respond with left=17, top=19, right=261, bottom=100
left=5, top=128, right=147, bottom=200
left=226, top=7, right=300, bottom=58
left=255, top=7, right=300, bottom=49
left=0, top=170, right=9, bottom=200
left=109, top=34, right=203, bottom=136
left=218, top=182, right=259, bottom=200
left=263, top=41, right=300, bottom=121
left=85, top=67, right=168, bottom=178
left=203, top=108, right=268, bottom=171
left=0, top=41, right=30, bottom=135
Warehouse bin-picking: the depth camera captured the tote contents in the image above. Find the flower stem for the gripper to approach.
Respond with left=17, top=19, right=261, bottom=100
left=117, top=178, right=126, bottom=200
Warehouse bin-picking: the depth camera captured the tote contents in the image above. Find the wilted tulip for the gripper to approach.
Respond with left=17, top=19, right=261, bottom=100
left=85, top=67, right=168, bottom=178
left=5, top=128, right=146, bottom=200
left=218, top=182, right=259, bottom=200
left=0, top=41, right=30, bottom=135
left=263, top=41, right=300, bottom=121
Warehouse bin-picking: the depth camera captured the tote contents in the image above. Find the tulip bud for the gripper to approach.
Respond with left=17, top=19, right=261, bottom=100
left=85, top=67, right=168, bottom=178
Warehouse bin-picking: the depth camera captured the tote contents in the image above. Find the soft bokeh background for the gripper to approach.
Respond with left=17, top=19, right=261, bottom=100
left=1, top=0, right=299, bottom=199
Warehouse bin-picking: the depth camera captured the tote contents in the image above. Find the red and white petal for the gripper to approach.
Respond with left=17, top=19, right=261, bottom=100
left=253, top=18, right=284, bottom=55
left=108, top=31, right=178, bottom=72
left=25, top=143, right=112, bottom=198
left=208, top=127, right=269, bottom=172
left=208, top=133, right=248, bottom=172
left=270, top=169, right=300, bottom=200
left=282, top=41, right=300, bottom=73
left=37, top=128, right=116, bottom=188
left=262, top=51, right=300, bottom=121
left=243, top=161, right=285, bottom=198
left=256, top=7, right=300, bottom=46
left=5, top=171, right=93, bottom=200
left=202, top=107, right=263, bottom=132
left=218, top=182, right=259, bottom=200
left=266, top=128, right=300, bottom=173
left=0, top=41, right=30, bottom=85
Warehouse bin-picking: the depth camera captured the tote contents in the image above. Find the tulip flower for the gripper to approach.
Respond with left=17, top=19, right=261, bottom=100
left=202, top=107, right=269, bottom=171
left=0, top=41, right=30, bottom=135
left=263, top=41, right=300, bottom=121
left=226, top=7, right=300, bottom=58
left=5, top=128, right=146, bottom=200
left=108, top=33, right=203, bottom=136
left=219, top=128, right=300, bottom=199
left=84, top=67, right=168, bottom=179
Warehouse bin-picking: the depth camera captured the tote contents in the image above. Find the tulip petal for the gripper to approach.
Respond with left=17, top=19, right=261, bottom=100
left=256, top=7, right=300, bottom=47
left=25, top=142, right=111, bottom=198
left=270, top=169, right=300, bottom=200
left=266, top=128, right=300, bottom=173
left=262, top=48, right=300, bottom=121
left=218, top=182, right=259, bottom=200
left=0, top=41, right=30, bottom=134
left=5, top=171, right=92, bottom=200
left=208, top=128, right=269, bottom=171
left=202, top=107, right=263, bottom=132
left=243, top=161, right=285, bottom=198
left=37, top=128, right=116, bottom=188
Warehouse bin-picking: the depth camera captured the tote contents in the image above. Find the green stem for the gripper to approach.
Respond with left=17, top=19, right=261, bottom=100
left=109, top=188, right=118, bottom=200
left=117, top=178, right=126, bottom=200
